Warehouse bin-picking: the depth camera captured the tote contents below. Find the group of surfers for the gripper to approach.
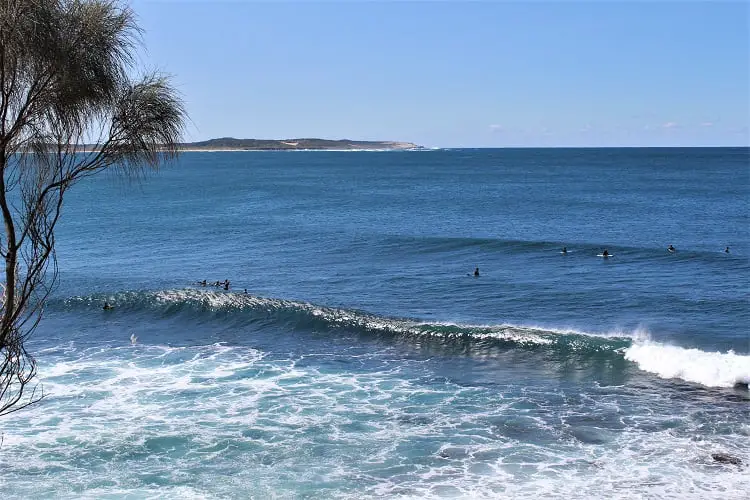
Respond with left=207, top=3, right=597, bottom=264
left=556, top=245, right=730, bottom=258
left=468, top=245, right=733, bottom=276
left=197, top=279, right=249, bottom=294
left=197, top=279, right=231, bottom=290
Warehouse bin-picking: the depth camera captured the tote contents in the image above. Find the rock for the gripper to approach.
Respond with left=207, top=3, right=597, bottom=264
left=712, top=453, right=742, bottom=466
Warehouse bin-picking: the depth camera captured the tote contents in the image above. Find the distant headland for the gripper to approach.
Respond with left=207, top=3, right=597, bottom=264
left=175, top=137, right=423, bottom=151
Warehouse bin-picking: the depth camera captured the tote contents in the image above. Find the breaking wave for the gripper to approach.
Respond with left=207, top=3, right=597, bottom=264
left=624, top=342, right=750, bottom=389
left=56, top=288, right=750, bottom=389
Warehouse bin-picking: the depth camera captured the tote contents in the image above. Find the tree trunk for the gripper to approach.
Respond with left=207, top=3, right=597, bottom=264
left=0, top=147, right=17, bottom=344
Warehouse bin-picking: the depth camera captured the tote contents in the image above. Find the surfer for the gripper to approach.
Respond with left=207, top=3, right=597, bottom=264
left=103, top=302, right=113, bottom=310
left=223, top=279, right=230, bottom=290
left=199, top=279, right=207, bottom=286
left=561, top=247, right=567, bottom=254
left=725, top=246, right=730, bottom=253
left=473, top=267, right=480, bottom=277
left=668, top=245, right=675, bottom=253
left=602, top=249, right=609, bottom=257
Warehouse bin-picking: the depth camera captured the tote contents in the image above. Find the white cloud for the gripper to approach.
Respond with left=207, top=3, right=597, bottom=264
left=662, top=122, right=678, bottom=129
left=489, top=124, right=504, bottom=132
left=700, top=122, right=713, bottom=127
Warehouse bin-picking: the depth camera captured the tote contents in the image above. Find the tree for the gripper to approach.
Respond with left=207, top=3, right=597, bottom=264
left=0, top=0, right=186, bottom=415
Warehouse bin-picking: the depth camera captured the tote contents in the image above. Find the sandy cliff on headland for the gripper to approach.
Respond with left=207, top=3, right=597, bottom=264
left=175, top=138, right=423, bottom=151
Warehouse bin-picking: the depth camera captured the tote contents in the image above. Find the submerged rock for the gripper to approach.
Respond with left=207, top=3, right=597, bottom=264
left=711, top=453, right=742, bottom=466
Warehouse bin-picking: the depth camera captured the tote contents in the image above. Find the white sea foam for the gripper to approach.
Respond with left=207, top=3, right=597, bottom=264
left=2, top=338, right=748, bottom=499
left=625, top=341, right=750, bottom=388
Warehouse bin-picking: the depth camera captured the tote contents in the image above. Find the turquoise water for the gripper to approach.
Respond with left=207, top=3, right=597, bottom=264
left=1, top=148, right=748, bottom=498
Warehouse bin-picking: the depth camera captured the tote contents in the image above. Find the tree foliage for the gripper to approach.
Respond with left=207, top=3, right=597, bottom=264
left=0, top=0, right=186, bottom=415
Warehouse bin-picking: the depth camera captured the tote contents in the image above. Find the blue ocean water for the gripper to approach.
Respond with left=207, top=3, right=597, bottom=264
left=1, top=147, right=748, bottom=498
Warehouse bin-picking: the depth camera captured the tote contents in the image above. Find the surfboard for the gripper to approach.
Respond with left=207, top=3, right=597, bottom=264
left=597, top=254, right=613, bottom=258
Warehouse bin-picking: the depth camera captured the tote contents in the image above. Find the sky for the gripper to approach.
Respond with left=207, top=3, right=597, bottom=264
left=131, top=0, right=749, bottom=147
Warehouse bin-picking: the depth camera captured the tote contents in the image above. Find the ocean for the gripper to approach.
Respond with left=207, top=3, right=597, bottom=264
left=1, top=147, right=748, bottom=499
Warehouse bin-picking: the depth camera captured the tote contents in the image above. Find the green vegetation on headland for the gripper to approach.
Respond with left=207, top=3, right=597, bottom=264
left=176, top=137, right=423, bottom=151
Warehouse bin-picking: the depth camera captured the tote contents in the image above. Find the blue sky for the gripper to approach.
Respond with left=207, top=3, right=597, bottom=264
left=132, top=0, right=749, bottom=147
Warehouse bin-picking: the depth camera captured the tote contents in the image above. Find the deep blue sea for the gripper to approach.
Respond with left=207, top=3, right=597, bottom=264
left=1, top=148, right=748, bottom=498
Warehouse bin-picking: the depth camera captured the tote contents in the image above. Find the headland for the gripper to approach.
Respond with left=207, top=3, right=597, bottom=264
left=176, top=137, right=422, bottom=151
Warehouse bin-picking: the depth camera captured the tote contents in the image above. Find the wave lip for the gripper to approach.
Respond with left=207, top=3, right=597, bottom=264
left=624, top=342, right=750, bottom=388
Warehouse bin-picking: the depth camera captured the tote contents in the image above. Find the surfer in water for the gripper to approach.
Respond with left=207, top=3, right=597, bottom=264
left=561, top=247, right=568, bottom=254
left=602, top=249, right=610, bottom=258
left=668, top=245, right=676, bottom=253
left=473, top=267, right=480, bottom=277
left=103, top=302, right=113, bottom=310
left=725, top=246, right=730, bottom=253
